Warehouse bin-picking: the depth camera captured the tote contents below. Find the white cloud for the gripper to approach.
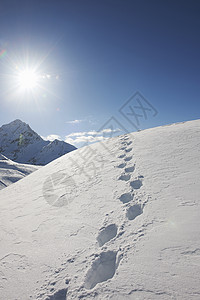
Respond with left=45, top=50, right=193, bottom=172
left=42, top=128, right=121, bottom=146
left=66, top=128, right=120, bottom=138
left=66, top=131, right=88, bottom=137
left=65, top=128, right=121, bottom=146
left=65, top=135, right=109, bottom=145
left=66, top=119, right=83, bottom=124
left=42, top=134, right=62, bottom=141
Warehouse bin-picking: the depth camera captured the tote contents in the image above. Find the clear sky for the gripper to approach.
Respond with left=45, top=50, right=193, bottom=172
left=0, top=0, right=199, bottom=147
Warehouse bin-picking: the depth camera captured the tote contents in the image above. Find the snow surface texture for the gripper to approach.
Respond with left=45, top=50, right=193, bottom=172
left=0, top=119, right=200, bottom=299
left=0, top=119, right=76, bottom=165
left=0, top=153, right=40, bottom=190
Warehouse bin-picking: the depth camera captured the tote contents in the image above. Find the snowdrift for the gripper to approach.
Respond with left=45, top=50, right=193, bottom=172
left=0, top=154, right=40, bottom=190
left=0, top=119, right=200, bottom=300
left=0, top=154, right=39, bottom=190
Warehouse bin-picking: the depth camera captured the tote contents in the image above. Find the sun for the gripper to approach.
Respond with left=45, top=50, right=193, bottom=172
left=2, top=51, right=60, bottom=101
left=17, top=69, right=39, bottom=90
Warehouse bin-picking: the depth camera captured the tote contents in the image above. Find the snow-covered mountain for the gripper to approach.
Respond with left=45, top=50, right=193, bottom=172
left=0, top=119, right=200, bottom=300
left=0, top=119, right=76, bottom=165
left=0, top=153, right=40, bottom=190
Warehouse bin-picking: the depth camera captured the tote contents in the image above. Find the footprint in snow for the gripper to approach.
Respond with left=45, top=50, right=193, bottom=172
left=119, top=192, right=134, bottom=204
left=97, top=224, right=118, bottom=247
left=124, top=156, right=132, bottom=162
left=118, top=154, right=126, bottom=159
left=126, top=204, right=143, bottom=221
left=84, top=251, right=117, bottom=290
left=120, top=146, right=126, bottom=151
left=125, top=166, right=135, bottom=173
left=125, top=148, right=132, bottom=153
left=118, top=174, right=131, bottom=181
left=117, top=163, right=126, bottom=169
left=45, top=288, right=68, bottom=300
left=130, top=179, right=143, bottom=189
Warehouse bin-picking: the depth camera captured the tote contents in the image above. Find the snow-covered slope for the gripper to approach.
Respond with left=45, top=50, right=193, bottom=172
left=0, top=119, right=200, bottom=300
left=0, top=119, right=76, bottom=165
left=0, top=153, right=40, bottom=190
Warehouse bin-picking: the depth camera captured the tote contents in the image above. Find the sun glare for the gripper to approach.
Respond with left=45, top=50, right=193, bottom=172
left=2, top=51, right=60, bottom=101
left=17, top=69, right=39, bottom=90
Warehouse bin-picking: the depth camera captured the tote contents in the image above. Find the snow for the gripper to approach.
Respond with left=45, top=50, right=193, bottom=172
left=0, top=154, right=40, bottom=190
left=0, top=119, right=200, bottom=299
left=0, top=119, right=76, bottom=165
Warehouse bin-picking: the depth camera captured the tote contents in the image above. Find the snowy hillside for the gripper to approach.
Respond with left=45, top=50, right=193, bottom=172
left=0, top=119, right=76, bottom=165
left=0, top=153, right=40, bottom=190
left=0, top=119, right=200, bottom=300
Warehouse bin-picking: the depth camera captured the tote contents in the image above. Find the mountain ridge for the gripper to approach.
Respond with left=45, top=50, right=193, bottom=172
left=0, top=119, right=76, bottom=165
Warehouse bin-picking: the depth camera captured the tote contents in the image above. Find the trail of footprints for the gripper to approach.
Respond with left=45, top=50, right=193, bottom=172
left=42, top=136, right=146, bottom=298
left=84, top=136, right=145, bottom=291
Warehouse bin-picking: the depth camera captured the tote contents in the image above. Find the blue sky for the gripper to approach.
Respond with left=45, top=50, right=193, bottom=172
left=0, top=0, right=199, bottom=147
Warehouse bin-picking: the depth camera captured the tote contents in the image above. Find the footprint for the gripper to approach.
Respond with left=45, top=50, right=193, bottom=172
left=119, top=193, right=134, bottom=204
left=46, top=288, right=68, bottom=300
left=126, top=204, right=143, bottom=220
left=124, top=156, right=132, bottom=162
left=125, top=148, right=132, bottom=153
left=97, top=224, right=117, bottom=246
left=130, top=179, right=142, bottom=189
left=125, top=166, right=135, bottom=173
left=117, top=163, right=126, bottom=169
left=118, top=154, right=126, bottom=159
left=84, top=251, right=117, bottom=290
left=120, top=146, right=126, bottom=151
left=118, top=174, right=131, bottom=181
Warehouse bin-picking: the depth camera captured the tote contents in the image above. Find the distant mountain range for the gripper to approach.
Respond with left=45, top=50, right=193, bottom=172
left=0, top=119, right=76, bottom=165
